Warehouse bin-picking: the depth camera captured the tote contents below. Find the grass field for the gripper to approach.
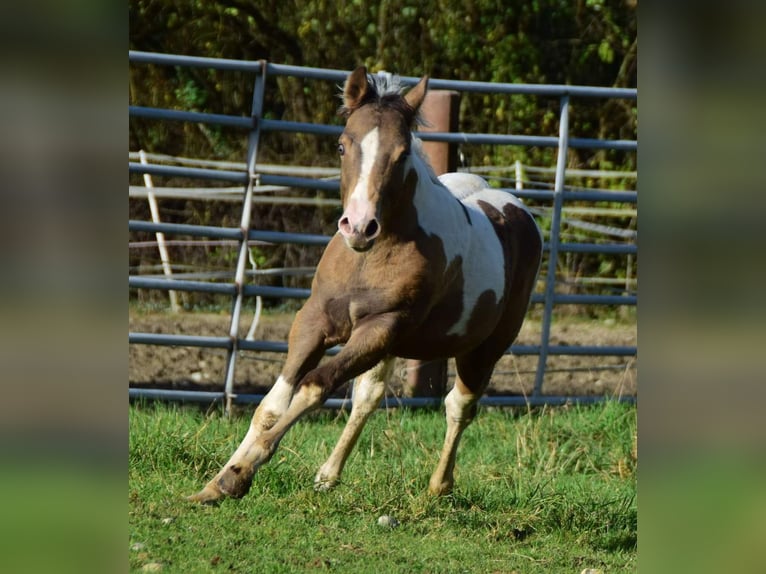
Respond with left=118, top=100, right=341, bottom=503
left=129, top=401, right=636, bottom=573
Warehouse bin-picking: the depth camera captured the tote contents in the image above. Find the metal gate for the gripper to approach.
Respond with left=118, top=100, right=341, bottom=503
left=129, top=51, right=637, bottom=411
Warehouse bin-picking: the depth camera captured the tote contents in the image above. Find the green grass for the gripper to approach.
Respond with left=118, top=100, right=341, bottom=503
left=129, top=401, right=636, bottom=573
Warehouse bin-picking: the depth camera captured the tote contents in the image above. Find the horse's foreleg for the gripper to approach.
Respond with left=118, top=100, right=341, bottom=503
left=188, top=305, right=328, bottom=504
left=214, top=316, right=395, bottom=496
left=210, top=379, right=326, bottom=499
left=314, top=357, right=394, bottom=491
left=187, top=375, right=296, bottom=503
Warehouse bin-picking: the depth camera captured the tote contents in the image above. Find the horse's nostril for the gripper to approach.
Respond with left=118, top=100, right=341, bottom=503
left=364, top=219, right=380, bottom=238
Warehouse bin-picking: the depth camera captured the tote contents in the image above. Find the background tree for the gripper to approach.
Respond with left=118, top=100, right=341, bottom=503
left=130, top=0, right=636, bottom=167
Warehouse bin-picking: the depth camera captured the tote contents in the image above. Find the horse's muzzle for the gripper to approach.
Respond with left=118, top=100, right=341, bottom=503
left=338, top=215, right=380, bottom=251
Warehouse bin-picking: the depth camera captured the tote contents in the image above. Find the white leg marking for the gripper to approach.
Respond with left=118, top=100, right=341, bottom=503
left=225, top=375, right=293, bottom=467
left=244, top=382, right=325, bottom=468
left=188, top=375, right=296, bottom=502
left=314, top=359, right=393, bottom=491
left=429, top=386, right=476, bottom=495
left=259, top=375, right=293, bottom=415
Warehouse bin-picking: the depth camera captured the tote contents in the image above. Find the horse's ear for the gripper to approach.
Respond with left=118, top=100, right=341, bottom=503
left=404, top=75, right=429, bottom=113
left=340, top=66, right=371, bottom=117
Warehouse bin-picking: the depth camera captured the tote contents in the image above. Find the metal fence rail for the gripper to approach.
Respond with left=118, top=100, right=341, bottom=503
left=129, top=51, right=637, bottom=410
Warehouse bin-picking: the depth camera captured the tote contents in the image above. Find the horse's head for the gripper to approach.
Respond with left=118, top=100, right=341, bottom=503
left=336, top=66, right=429, bottom=252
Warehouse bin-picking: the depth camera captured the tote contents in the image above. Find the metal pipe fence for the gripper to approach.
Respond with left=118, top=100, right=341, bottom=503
left=128, top=51, right=637, bottom=410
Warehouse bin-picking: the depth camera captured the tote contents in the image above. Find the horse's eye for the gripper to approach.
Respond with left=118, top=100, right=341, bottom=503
left=338, top=143, right=345, bottom=156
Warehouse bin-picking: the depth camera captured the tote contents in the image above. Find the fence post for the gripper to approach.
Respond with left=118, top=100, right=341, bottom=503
left=515, top=159, right=524, bottom=191
left=532, top=95, right=570, bottom=396
left=139, top=149, right=180, bottom=312
left=403, top=89, right=460, bottom=399
left=222, top=61, right=267, bottom=415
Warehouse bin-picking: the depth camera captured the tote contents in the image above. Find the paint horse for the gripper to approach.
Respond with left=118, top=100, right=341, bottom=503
left=189, top=67, right=542, bottom=503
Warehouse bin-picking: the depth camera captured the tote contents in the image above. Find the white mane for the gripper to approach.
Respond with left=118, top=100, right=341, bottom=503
left=369, top=71, right=404, bottom=97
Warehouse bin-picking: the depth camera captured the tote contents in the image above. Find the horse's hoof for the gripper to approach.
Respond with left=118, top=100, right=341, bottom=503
left=313, top=466, right=340, bottom=492
left=427, top=481, right=453, bottom=497
left=186, top=483, right=225, bottom=505
left=313, top=477, right=338, bottom=492
left=216, top=464, right=254, bottom=499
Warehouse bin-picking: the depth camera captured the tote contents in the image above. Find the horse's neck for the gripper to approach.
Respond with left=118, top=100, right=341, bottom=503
left=410, top=137, right=449, bottom=194
left=409, top=148, right=470, bottom=234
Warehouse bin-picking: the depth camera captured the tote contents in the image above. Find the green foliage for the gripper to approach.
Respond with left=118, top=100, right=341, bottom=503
left=129, top=0, right=636, bottom=167
left=129, top=401, right=636, bottom=572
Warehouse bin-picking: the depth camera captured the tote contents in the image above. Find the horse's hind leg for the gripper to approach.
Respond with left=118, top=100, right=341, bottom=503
left=428, top=377, right=480, bottom=496
left=428, top=353, right=498, bottom=496
left=314, top=357, right=394, bottom=491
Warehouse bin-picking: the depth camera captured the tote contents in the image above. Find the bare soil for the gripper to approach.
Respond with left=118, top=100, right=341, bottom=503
left=130, top=309, right=636, bottom=399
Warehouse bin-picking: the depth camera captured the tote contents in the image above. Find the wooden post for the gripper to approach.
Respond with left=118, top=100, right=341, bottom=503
left=403, top=89, right=460, bottom=398
left=419, top=90, right=460, bottom=174
left=139, top=150, right=180, bottom=313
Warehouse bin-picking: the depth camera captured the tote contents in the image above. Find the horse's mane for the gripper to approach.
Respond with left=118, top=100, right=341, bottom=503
left=338, top=71, right=426, bottom=126
left=369, top=72, right=404, bottom=99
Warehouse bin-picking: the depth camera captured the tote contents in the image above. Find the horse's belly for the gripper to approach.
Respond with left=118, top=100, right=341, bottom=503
left=391, top=322, right=498, bottom=361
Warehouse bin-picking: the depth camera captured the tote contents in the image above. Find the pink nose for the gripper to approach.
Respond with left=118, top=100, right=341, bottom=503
left=338, top=215, right=381, bottom=251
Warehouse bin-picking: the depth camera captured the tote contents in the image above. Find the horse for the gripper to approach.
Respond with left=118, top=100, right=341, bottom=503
left=189, top=66, right=542, bottom=503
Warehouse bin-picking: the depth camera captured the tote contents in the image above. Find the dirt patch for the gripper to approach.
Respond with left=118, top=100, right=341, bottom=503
left=129, top=310, right=636, bottom=399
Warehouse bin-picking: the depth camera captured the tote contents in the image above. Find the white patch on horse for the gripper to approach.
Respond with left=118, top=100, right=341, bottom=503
left=347, top=127, right=380, bottom=217
left=260, top=375, right=293, bottom=412
left=438, top=172, right=527, bottom=210
left=408, top=141, right=506, bottom=336
left=223, top=375, right=292, bottom=466
left=437, top=172, right=487, bottom=200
